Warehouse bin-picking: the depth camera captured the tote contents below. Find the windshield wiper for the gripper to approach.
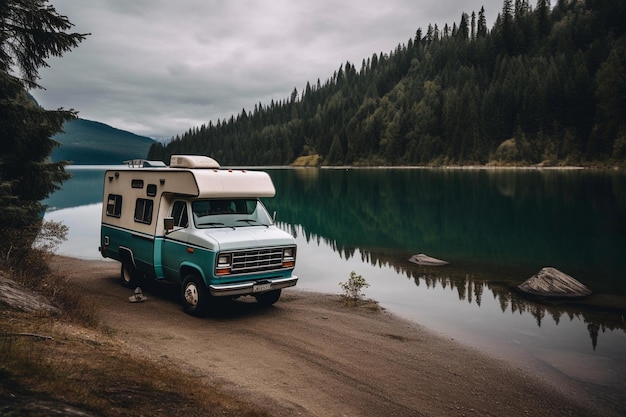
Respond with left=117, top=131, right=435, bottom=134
left=197, top=222, right=225, bottom=228
left=236, top=219, right=269, bottom=227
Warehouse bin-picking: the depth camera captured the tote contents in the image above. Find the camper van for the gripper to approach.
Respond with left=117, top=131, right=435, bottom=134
left=99, top=155, right=297, bottom=316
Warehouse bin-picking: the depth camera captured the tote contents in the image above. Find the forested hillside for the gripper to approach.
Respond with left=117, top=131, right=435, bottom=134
left=148, top=0, right=626, bottom=166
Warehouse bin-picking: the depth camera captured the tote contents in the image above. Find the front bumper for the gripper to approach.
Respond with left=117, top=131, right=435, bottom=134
left=209, top=275, right=298, bottom=297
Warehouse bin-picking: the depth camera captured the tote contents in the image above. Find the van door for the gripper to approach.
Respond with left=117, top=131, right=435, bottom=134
left=129, top=197, right=157, bottom=275
left=159, top=200, right=191, bottom=281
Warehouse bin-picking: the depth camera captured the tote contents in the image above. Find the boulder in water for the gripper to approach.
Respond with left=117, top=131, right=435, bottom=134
left=408, top=254, right=449, bottom=266
left=517, top=267, right=591, bottom=297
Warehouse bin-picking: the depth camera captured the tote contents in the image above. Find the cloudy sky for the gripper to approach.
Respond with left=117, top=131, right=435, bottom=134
left=30, top=0, right=504, bottom=140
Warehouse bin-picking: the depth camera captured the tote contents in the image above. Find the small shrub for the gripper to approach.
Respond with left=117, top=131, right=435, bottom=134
left=4, top=220, right=67, bottom=287
left=339, top=271, right=370, bottom=302
left=1, top=220, right=68, bottom=276
left=32, top=220, right=68, bottom=254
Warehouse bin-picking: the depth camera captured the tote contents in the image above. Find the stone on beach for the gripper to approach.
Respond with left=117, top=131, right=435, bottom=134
left=408, top=253, right=449, bottom=266
left=0, top=275, right=61, bottom=314
left=129, top=287, right=148, bottom=303
left=517, top=267, right=592, bottom=297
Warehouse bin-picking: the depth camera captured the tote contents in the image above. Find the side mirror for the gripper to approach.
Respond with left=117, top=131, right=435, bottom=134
left=164, top=217, right=174, bottom=232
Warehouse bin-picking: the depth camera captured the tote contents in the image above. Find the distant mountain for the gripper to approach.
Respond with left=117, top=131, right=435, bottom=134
left=51, top=118, right=156, bottom=165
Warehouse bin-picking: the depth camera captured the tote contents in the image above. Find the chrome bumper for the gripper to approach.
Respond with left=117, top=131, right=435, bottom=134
left=209, top=275, right=298, bottom=297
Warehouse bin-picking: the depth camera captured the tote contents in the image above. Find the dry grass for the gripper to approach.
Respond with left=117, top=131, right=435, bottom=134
left=291, top=154, right=321, bottom=166
left=0, top=251, right=270, bottom=417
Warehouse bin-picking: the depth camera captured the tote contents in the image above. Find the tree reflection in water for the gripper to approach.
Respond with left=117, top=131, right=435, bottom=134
left=404, top=268, right=625, bottom=351
left=266, top=167, right=626, bottom=351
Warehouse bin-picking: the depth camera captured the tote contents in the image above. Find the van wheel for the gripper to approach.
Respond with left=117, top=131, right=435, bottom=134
left=254, top=289, right=281, bottom=307
left=181, top=274, right=208, bottom=316
left=120, top=261, right=140, bottom=288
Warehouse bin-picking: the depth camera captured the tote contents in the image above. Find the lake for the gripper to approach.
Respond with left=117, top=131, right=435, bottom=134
left=45, top=165, right=626, bottom=412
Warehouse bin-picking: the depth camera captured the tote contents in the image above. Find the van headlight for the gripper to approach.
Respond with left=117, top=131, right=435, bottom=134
left=216, top=254, right=232, bottom=275
left=283, top=247, right=295, bottom=268
left=217, top=254, right=231, bottom=265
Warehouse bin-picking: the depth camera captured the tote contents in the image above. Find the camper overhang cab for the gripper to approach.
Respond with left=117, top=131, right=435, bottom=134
left=99, top=155, right=297, bottom=316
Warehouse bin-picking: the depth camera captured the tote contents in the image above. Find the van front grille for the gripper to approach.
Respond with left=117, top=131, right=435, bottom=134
left=230, top=248, right=285, bottom=274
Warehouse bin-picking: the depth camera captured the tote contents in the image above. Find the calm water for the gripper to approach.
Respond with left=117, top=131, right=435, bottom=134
left=45, top=166, right=626, bottom=413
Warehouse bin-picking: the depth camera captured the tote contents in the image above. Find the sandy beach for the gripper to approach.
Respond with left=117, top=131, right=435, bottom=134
left=47, top=256, right=612, bottom=417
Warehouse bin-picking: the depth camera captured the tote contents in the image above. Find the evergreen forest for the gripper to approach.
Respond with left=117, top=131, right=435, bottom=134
left=1, top=0, right=86, bottom=263
left=148, top=0, right=626, bottom=166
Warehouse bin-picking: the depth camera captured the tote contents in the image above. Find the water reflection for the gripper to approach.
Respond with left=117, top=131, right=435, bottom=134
left=266, top=168, right=626, bottom=297
left=45, top=165, right=112, bottom=211
left=410, top=269, right=624, bottom=351
left=286, top=215, right=626, bottom=348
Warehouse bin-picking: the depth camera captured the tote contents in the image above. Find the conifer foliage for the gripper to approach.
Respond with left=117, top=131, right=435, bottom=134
left=149, top=0, right=626, bottom=166
left=0, top=0, right=87, bottom=264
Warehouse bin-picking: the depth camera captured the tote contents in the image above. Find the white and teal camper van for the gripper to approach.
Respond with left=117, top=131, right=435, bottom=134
left=99, top=155, right=297, bottom=316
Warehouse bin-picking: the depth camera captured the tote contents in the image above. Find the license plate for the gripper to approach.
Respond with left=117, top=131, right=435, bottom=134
left=253, top=283, right=271, bottom=293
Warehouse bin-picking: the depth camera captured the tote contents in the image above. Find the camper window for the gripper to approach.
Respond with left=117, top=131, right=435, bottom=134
left=134, top=198, right=154, bottom=224
left=106, top=194, right=122, bottom=217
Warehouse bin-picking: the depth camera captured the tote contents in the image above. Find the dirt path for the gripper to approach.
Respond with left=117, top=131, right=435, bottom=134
left=50, top=256, right=605, bottom=417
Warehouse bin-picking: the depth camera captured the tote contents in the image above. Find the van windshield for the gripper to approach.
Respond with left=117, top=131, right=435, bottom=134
left=192, top=198, right=272, bottom=228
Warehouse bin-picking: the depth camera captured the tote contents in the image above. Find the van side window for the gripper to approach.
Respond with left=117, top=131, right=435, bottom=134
left=171, top=201, right=188, bottom=227
left=106, top=194, right=122, bottom=217
left=134, top=198, right=153, bottom=224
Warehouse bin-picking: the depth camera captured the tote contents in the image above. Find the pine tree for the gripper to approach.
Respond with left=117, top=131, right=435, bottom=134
left=458, top=13, right=470, bottom=41
left=0, top=0, right=87, bottom=263
left=477, top=7, right=488, bottom=38
left=500, top=0, right=516, bottom=54
left=536, top=0, right=551, bottom=37
left=471, top=11, right=476, bottom=41
left=326, top=135, right=344, bottom=165
left=594, top=41, right=626, bottom=158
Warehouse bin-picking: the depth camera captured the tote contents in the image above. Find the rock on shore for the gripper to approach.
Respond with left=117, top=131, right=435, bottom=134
left=0, top=274, right=60, bottom=314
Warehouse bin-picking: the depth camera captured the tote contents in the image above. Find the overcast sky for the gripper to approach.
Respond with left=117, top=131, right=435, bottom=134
left=30, top=0, right=504, bottom=140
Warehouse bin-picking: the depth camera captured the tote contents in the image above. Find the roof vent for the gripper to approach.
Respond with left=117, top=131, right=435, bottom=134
left=170, top=155, right=221, bottom=169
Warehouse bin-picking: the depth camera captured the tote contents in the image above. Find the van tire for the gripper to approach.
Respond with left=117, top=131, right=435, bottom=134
left=120, top=261, right=141, bottom=288
left=254, top=289, right=281, bottom=307
left=181, top=274, right=208, bottom=316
